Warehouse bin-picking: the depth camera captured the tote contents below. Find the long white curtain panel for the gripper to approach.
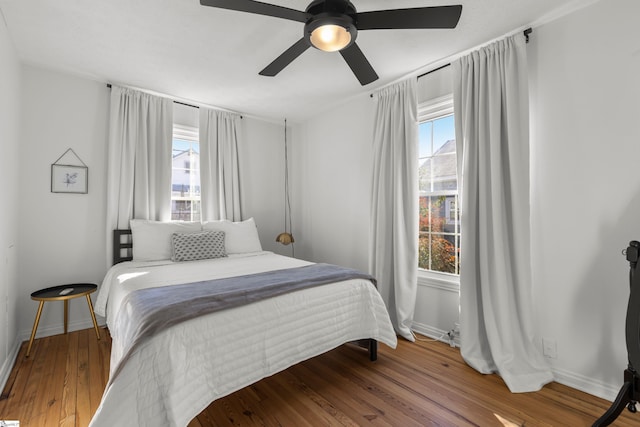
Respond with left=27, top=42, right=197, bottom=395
left=106, top=86, right=173, bottom=264
left=369, top=78, right=419, bottom=342
left=199, top=108, right=243, bottom=222
left=453, top=34, right=553, bottom=392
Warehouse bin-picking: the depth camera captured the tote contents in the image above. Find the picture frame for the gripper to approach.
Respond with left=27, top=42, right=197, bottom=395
left=51, top=164, right=88, bottom=194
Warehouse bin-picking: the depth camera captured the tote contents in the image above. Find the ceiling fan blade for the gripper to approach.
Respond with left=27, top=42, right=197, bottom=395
left=260, top=38, right=310, bottom=77
left=339, top=43, right=378, bottom=86
left=200, top=0, right=309, bottom=23
left=355, top=5, right=462, bottom=30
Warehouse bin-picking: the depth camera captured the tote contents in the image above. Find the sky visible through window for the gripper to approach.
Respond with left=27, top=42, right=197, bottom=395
left=419, top=114, right=455, bottom=158
left=173, top=138, right=199, bottom=156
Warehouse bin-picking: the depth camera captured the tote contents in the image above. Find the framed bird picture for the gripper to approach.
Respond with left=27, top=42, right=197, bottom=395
left=51, top=164, right=88, bottom=194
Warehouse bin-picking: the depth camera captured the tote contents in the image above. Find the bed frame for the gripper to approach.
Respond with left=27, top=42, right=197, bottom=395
left=111, top=229, right=378, bottom=361
left=113, top=229, right=133, bottom=265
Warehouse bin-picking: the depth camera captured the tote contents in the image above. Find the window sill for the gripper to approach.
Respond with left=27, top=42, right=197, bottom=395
left=417, top=270, right=459, bottom=293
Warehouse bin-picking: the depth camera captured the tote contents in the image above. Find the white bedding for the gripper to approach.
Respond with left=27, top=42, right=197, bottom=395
left=90, top=251, right=397, bottom=427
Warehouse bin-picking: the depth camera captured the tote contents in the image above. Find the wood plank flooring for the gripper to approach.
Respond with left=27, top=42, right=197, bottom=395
left=0, top=328, right=637, bottom=426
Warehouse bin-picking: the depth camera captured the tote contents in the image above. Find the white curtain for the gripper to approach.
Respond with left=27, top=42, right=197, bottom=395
left=370, top=78, right=418, bottom=342
left=199, top=108, right=242, bottom=222
left=453, top=34, right=553, bottom=392
left=106, top=85, right=173, bottom=230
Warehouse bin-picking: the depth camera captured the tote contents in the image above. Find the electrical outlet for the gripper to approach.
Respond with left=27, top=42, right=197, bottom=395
left=447, top=322, right=460, bottom=347
left=542, top=338, right=557, bottom=359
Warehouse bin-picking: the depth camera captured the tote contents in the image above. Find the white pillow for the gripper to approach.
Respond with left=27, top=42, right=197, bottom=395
left=130, top=219, right=201, bottom=261
left=201, top=217, right=262, bottom=254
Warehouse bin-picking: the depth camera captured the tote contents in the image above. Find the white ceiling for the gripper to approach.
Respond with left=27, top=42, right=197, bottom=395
left=0, top=0, right=588, bottom=122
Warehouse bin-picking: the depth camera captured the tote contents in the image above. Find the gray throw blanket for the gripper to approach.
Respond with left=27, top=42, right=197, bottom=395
left=109, top=263, right=377, bottom=384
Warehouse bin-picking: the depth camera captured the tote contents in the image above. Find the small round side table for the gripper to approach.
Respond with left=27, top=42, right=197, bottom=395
left=26, top=283, right=101, bottom=357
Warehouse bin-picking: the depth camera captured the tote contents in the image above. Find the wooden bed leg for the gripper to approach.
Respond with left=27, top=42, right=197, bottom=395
left=369, top=339, right=378, bottom=361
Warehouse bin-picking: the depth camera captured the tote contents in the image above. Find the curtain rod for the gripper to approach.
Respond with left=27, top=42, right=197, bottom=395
left=105, top=83, right=243, bottom=118
left=416, top=28, right=532, bottom=80
left=417, top=63, right=451, bottom=80
left=106, top=84, right=200, bottom=109
left=174, top=100, right=199, bottom=109
left=370, top=27, right=533, bottom=98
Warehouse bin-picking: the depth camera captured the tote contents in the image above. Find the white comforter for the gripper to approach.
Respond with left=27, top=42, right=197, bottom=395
left=90, top=252, right=397, bottom=427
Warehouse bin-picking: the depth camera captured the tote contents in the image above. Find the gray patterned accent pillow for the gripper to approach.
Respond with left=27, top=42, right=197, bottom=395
left=171, top=230, right=227, bottom=262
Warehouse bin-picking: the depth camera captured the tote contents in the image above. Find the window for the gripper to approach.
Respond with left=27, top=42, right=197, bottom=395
left=171, top=125, right=201, bottom=221
left=418, top=95, right=460, bottom=275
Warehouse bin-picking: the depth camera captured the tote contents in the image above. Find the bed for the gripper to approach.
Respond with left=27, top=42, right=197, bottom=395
left=89, top=218, right=398, bottom=427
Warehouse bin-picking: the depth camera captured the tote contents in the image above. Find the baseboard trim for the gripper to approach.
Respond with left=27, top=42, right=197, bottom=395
left=17, top=318, right=105, bottom=343
left=0, top=337, right=21, bottom=397
left=552, top=366, right=621, bottom=402
left=411, top=321, right=459, bottom=347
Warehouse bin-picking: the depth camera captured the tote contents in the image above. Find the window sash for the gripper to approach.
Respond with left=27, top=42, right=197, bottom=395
left=418, top=95, right=460, bottom=276
left=171, top=125, right=200, bottom=222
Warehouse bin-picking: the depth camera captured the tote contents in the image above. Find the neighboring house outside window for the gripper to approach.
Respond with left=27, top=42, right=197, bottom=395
left=171, top=124, right=201, bottom=221
left=418, top=94, right=460, bottom=276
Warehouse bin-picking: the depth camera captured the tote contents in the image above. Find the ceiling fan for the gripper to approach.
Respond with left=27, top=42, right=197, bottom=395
left=199, top=0, right=462, bottom=86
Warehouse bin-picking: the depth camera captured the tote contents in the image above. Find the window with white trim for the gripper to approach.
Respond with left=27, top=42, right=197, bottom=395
left=171, top=125, right=201, bottom=221
left=418, top=95, right=460, bottom=275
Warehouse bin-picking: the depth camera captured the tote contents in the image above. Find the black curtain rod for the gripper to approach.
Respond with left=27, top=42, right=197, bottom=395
left=174, top=100, right=199, bottom=109
left=370, top=28, right=532, bottom=98
left=415, top=28, right=532, bottom=81
left=106, top=83, right=242, bottom=117
left=106, top=84, right=200, bottom=109
left=417, top=63, right=451, bottom=80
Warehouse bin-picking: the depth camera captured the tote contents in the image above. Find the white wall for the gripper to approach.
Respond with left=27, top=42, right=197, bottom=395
left=0, top=11, right=21, bottom=389
left=173, top=101, right=198, bottom=128
left=292, top=95, right=374, bottom=273
left=529, top=0, right=640, bottom=399
left=239, top=117, right=289, bottom=256
left=293, top=0, right=640, bottom=401
left=17, top=65, right=110, bottom=339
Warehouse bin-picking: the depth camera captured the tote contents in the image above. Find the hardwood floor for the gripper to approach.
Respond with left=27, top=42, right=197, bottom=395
left=0, top=328, right=637, bottom=426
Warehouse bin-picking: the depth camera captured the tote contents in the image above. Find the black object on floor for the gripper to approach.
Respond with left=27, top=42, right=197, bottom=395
left=593, top=241, right=640, bottom=426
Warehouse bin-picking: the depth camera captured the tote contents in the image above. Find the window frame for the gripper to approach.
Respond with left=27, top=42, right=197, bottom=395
left=171, top=124, right=201, bottom=222
left=417, top=94, right=460, bottom=289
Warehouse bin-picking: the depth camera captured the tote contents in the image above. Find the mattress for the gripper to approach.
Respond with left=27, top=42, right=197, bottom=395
left=90, top=251, right=397, bottom=426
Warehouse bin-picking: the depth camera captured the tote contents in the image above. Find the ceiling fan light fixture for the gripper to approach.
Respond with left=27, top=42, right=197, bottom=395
left=305, top=13, right=356, bottom=52
left=310, top=24, right=351, bottom=52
